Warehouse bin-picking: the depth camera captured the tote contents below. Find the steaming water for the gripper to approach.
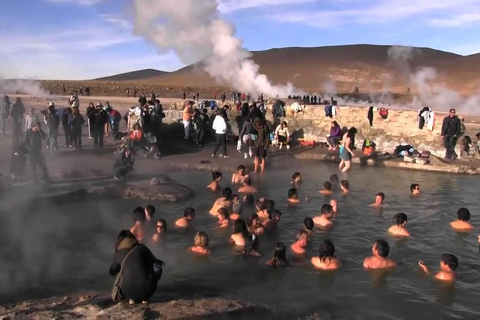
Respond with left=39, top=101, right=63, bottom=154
left=1, top=161, right=479, bottom=319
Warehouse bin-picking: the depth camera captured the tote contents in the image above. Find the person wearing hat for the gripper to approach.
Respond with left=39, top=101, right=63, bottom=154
left=92, top=103, right=108, bottom=148
left=24, top=120, right=51, bottom=184
left=44, top=103, right=60, bottom=154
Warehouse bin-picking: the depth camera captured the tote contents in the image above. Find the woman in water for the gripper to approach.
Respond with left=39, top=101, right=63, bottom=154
left=217, top=208, right=229, bottom=228
left=209, top=187, right=233, bottom=216
left=311, top=240, right=340, bottom=270
left=338, top=127, right=356, bottom=173
left=109, top=230, right=164, bottom=305
left=152, top=219, right=167, bottom=242
left=267, top=242, right=289, bottom=267
left=231, top=165, right=247, bottom=184
left=450, top=207, right=474, bottom=231
left=231, top=219, right=250, bottom=246
left=340, top=180, right=350, bottom=194
left=190, top=231, right=210, bottom=255
left=388, top=213, right=410, bottom=237
left=263, top=209, right=281, bottom=230
left=291, top=172, right=302, bottom=187
left=207, top=171, right=222, bottom=191
left=130, top=207, right=146, bottom=242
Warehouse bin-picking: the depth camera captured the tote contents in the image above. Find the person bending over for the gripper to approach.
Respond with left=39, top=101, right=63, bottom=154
left=113, top=148, right=134, bottom=180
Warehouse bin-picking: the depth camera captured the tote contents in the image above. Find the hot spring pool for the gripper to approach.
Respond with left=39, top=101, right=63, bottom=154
left=1, top=161, right=479, bottom=319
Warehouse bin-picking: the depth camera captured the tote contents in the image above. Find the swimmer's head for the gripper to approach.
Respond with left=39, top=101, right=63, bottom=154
left=270, top=209, right=282, bottom=221
left=321, top=204, right=334, bottom=217
left=243, top=177, right=252, bottom=186
left=155, top=219, right=167, bottom=233
left=393, top=213, right=407, bottom=226
left=295, top=230, right=309, bottom=247
left=440, top=253, right=458, bottom=271
left=329, top=174, right=339, bottom=185
left=373, top=239, right=390, bottom=258
left=184, top=207, right=196, bottom=221
left=329, top=199, right=338, bottom=213
left=375, top=192, right=385, bottom=204
left=145, top=205, right=155, bottom=221
left=319, top=240, right=335, bottom=262
left=237, top=165, right=245, bottom=174
left=222, top=187, right=233, bottom=200
left=232, top=202, right=242, bottom=214
left=133, top=207, right=146, bottom=223
left=288, top=188, right=298, bottom=199
left=247, top=214, right=260, bottom=228
left=212, top=171, right=222, bottom=181
left=324, top=181, right=332, bottom=191
left=457, top=208, right=470, bottom=221
left=291, top=172, right=302, bottom=183
left=217, top=207, right=229, bottom=220
left=410, top=184, right=420, bottom=195
left=303, top=218, right=314, bottom=231
left=274, top=242, right=287, bottom=260
left=341, top=180, right=349, bottom=190
left=233, top=219, right=248, bottom=234
left=194, top=231, right=209, bottom=248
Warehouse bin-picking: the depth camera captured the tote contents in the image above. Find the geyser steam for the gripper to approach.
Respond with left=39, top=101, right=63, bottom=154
left=132, top=0, right=300, bottom=97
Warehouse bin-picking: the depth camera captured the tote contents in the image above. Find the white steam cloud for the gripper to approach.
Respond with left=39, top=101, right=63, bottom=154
left=132, top=0, right=301, bottom=98
left=0, top=79, right=50, bottom=98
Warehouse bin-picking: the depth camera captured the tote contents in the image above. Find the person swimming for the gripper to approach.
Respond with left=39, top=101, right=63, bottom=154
left=152, top=219, right=167, bottom=242
left=363, top=239, right=396, bottom=269
left=243, top=234, right=261, bottom=256
left=217, top=207, right=229, bottom=227
left=267, top=242, right=289, bottom=267
left=330, top=174, right=339, bottom=187
left=207, top=171, right=222, bottom=191
left=313, top=204, right=334, bottom=227
left=144, top=205, right=156, bottom=222
left=209, top=187, right=233, bottom=216
left=256, top=198, right=272, bottom=221
left=330, top=199, right=338, bottom=214
left=419, top=254, right=458, bottom=281
left=291, top=172, right=302, bottom=186
left=238, top=177, right=257, bottom=194
left=231, top=219, right=249, bottom=246
left=247, top=213, right=264, bottom=235
left=450, top=207, right=474, bottom=231
left=291, top=230, right=309, bottom=255
left=130, top=207, right=146, bottom=242
left=340, top=180, right=350, bottom=194
left=388, top=213, right=410, bottom=237
left=410, top=184, right=420, bottom=195
left=175, top=207, right=196, bottom=228
left=370, top=192, right=387, bottom=207
left=190, top=231, right=210, bottom=255
left=231, top=165, right=247, bottom=184
left=288, top=188, right=301, bottom=204
left=264, top=209, right=281, bottom=230
left=303, top=218, right=314, bottom=236
left=311, top=240, right=340, bottom=270
left=230, top=197, right=242, bottom=220
left=319, top=181, right=333, bottom=195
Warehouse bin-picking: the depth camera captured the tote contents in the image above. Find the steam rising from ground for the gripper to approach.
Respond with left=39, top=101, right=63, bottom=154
left=0, top=79, right=50, bottom=98
left=132, top=0, right=301, bottom=97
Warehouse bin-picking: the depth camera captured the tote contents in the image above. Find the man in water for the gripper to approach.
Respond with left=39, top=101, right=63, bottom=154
left=319, top=181, right=333, bottom=195
left=441, top=108, right=461, bottom=160
left=313, top=204, right=334, bottom=227
left=370, top=192, right=387, bottom=207
left=24, top=121, right=51, bottom=184
left=363, top=239, right=396, bottom=269
left=410, top=184, right=420, bottom=195
left=238, top=177, right=257, bottom=194
left=419, top=254, right=458, bottom=281
left=113, top=148, right=134, bottom=180
left=290, top=230, right=309, bottom=254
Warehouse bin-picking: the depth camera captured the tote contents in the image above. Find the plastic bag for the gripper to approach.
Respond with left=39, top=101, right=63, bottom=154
left=237, top=138, right=242, bottom=151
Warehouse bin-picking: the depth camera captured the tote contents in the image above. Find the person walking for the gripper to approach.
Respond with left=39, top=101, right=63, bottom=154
left=211, top=110, right=229, bottom=158
left=441, top=108, right=462, bottom=160
left=24, top=121, right=51, bottom=183
left=1, top=95, right=11, bottom=136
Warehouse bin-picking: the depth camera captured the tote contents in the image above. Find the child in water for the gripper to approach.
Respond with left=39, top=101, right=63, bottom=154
left=190, top=231, right=210, bottom=255
left=175, top=207, right=196, bottom=228
left=419, top=254, right=458, bottom=282
left=217, top=208, right=229, bottom=227
left=267, top=242, right=289, bottom=267
left=388, top=213, right=411, bottom=237
left=363, top=239, right=396, bottom=269
left=311, top=240, right=340, bottom=270
left=207, top=171, right=222, bottom=191
left=450, top=208, right=474, bottom=231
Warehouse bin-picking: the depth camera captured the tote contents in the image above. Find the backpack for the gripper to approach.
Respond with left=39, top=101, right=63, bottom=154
left=379, top=108, right=388, bottom=119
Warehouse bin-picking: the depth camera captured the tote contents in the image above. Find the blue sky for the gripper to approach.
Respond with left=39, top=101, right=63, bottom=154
left=1, top=0, right=479, bottom=80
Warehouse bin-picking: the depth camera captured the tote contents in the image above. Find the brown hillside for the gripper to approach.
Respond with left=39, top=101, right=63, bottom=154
left=95, top=68, right=167, bottom=81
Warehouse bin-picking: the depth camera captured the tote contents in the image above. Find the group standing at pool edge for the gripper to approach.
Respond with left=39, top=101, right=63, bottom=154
left=111, top=167, right=480, bottom=305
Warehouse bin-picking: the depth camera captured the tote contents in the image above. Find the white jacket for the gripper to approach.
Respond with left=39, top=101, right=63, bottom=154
left=212, top=115, right=227, bottom=134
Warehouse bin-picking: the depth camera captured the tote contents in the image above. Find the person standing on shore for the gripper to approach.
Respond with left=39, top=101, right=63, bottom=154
left=69, top=107, right=85, bottom=150
left=441, top=108, right=461, bottom=160
left=11, top=98, right=25, bottom=148
left=1, top=95, right=11, bottom=137
left=182, top=101, right=194, bottom=140
left=24, top=121, right=51, bottom=183
left=44, top=103, right=60, bottom=154
left=211, top=109, right=229, bottom=158
left=92, top=103, right=108, bottom=148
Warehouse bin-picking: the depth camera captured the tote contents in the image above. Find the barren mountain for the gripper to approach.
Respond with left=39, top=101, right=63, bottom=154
left=95, top=68, right=167, bottom=81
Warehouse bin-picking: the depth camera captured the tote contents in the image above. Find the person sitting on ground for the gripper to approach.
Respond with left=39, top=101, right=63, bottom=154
left=288, top=188, right=301, bottom=204
left=311, top=240, right=340, bottom=270
left=207, top=171, right=222, bottom=192
left=363, top=239, right=396, bottom=269
left=327, top=121, right=342, bottom=151
left=410, top=184, right=420, bottom=195
left=217, top=208, right=230, bottom=228
left=303, top=218, right=314, bottom=236
left=450, top=207, right=474, bottom=231
left=190, top=231, right=210, bottom=255
left=128, top=123, right=145, bottom=151
left=388, top=213, right=410, bottom=237
left=175, top=207, right=196, bottom=228
left=209, top=187, right=233, bottom=216
left=370, top=192, right=387, bottom=207
left=313, top=204, right=334, bottom=227
left=419, top=254, right=458, bottom=282
left=144, top=205, right=156, bottom=222
left=291, top=230, right=309, bottom=255
left=130, top=207, right=147, bottom=242
left=113, top=148, right=135, bottom=180
left=330, top=199, right=338, bottom=214
left=319, top=181, right=333, bottom=195
left=264, top=209, right=281, bottom=230
left=152, top=219, right=166, bottom=242
left=274, top=121, right=290, bottom=149
left=231, top=165, right=247, bottom=184
left=267, top=242, right=289, bottom=267
left=340, top=180, right=350, bottom=194
left=238, top=177, right=257, bottom=194
left=109, top=230, right=165, bottom=305
left=291, top=172, right=302, bottom=186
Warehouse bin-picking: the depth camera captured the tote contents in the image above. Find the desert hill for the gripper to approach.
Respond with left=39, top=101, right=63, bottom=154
left=95, top=68, right=167, bottom=81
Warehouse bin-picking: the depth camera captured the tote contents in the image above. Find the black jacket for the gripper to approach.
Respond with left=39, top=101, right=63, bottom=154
left=109, top=243, right=161, bottom=301
left=24, top=129, right=47, bottom=154
left=113, top=152, right=134, bottom=169
left=93, top=109, right=108, bottom=127
left=441, top=116, right=461, bottom=136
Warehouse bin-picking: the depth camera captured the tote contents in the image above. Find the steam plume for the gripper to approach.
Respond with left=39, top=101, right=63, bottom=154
left=132, top=0, right=300, bottom=97
left=0, top=79, right=50, bottom=98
